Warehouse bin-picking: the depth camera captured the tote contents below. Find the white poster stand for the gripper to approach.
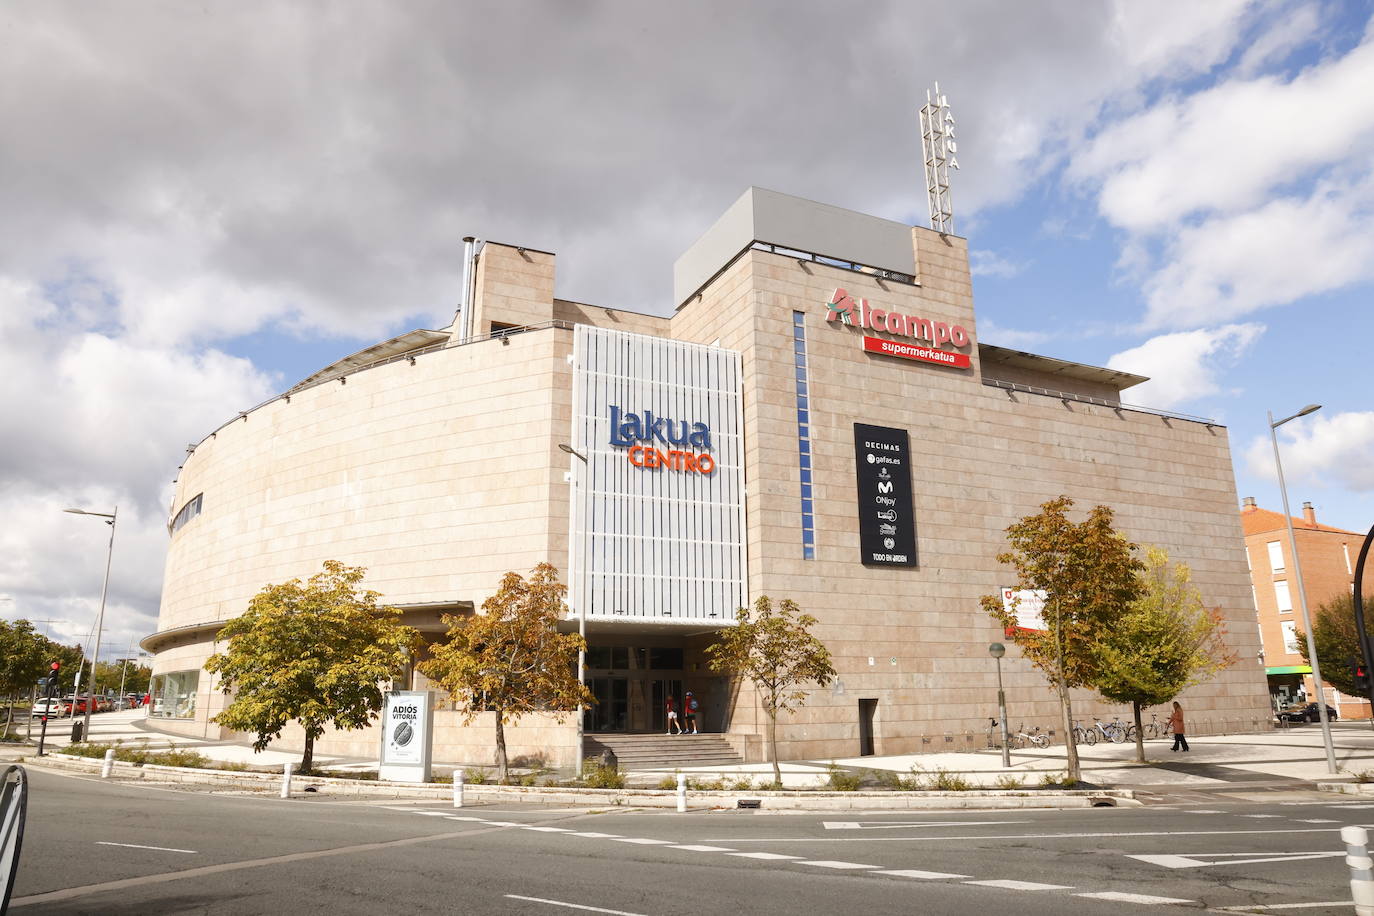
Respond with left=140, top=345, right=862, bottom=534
left=378, top=690, right=433, bottom=783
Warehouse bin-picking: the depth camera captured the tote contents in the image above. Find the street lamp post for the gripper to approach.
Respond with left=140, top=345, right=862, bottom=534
left=989, top=642, right=1010, bottom=768
left=63, top=506, right=117, bottom=741
left=1268, top=405, right=1337, bottom=775
left=559, top=443, right=590, bottom=778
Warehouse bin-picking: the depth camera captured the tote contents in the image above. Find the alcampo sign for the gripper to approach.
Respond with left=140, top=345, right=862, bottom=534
left=608, top=405, right=716, bottom=473
left=825, top=287, right=972, bottom=369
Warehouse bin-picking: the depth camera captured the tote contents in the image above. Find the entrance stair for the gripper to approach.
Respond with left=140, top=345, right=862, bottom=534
left=585, top=733, right=744, bottom=771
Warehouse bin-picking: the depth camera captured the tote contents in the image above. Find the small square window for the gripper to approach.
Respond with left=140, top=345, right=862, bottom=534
left=799, top=454, right=811, bottom=470
left=801, top=484, right=813, bottom=499
left=803, top=545, right=816, bottom=559
left=797, top=408, right=810, bottom=424
left=800, top=469, right=812, bottom=483
left=798, top=439, right=811, bottom=455
left=798, top=424, right=809, bottom=437
left=795, top=381, right=808, bottom=396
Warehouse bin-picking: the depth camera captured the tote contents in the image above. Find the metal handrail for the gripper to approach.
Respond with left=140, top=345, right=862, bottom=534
left=1, top=765, right=28, bottom=915
left=982, top=377, right=1219, bottom=426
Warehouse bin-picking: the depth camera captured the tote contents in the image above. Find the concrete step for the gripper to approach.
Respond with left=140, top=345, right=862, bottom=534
left=585, top=733, right=744, bottom=770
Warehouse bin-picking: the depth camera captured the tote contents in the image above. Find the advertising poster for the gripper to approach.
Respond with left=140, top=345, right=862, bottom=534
left=379, top=690, right=432, bottom=782
left=852, top=423, right=917, bottom=567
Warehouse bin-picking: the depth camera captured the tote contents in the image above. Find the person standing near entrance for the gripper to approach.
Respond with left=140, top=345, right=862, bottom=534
left=684, top=691, right=700, bottom=734
left=1169, top=701, right=1189, bottom=752
left=666, top=695, right=682, bottom=735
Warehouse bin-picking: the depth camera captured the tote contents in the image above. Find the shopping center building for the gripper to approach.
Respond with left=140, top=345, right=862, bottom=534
left=145, top=187, right=1272, bottom=766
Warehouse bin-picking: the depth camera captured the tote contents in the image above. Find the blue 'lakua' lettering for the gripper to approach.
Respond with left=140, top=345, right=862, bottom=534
left=609, top=405, right=712, bottom=450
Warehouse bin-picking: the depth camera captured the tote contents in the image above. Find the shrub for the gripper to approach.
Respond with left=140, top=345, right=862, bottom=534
left=1039, top=771, right=1079, bottom=788
left=994, top=774, right=1025, bottom=790
left=581, top=758, right=626, bottom=789
left=826, top=763, right=862, bottom=792
left=928, top=767, right=973, bottom=791
left=464, top=767, right=490, bottom=785
left=1354, top=770, right=1374, bottom=784
left=657, top=775, right=679, bottom=790
left=730, top=777, right=755, bottom=791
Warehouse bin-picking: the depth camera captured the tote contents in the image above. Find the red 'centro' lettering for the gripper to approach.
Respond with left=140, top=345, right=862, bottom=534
left=627, top=444, right=715, bottom=474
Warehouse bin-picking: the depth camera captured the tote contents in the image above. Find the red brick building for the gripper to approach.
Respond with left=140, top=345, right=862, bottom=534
left=1242, top=497, right=1366, bottom=718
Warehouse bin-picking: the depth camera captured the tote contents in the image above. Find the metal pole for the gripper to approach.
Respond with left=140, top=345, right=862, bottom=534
left=82, top=507, right=117, bottom=741
left=1349, top=524, right=1374, bottom=722
left=995, top=656, right=1011, bottom=768
left=1269, top=412, right=1337, bottom=773
left=116, top=639, right=135, bottom=706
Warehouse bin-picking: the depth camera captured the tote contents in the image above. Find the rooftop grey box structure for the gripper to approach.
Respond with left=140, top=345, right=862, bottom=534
left=673, top=187, right=919, bottom=307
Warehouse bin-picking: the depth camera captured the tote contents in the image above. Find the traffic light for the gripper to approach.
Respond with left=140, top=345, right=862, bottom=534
left=43, top=661, right=60, bottom=697
left=1350, top=659, right=1371, bottom=693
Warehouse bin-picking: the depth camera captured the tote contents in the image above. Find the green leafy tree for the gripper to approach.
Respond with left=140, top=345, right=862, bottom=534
left=1297, top=592, right=1370, bottom=696
left=706, top=596, right=836, bottom=785
left=0, top=620, right=49, bottom=736
left=205, top=561, right=419, bottom=771
left=1092, top=547, right=1236, bottom=762
left=981, top=496, right=1144, bottom=783
left=420, top=563, right=591, bottom=783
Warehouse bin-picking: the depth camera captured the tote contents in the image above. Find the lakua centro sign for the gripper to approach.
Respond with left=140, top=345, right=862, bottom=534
left=608, top=405, right=716, bottom=473
left=825, top=287, right=973, bottom=369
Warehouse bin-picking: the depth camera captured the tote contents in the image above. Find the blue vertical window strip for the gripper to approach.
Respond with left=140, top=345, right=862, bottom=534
left=792, top=311, right=816, bottom=559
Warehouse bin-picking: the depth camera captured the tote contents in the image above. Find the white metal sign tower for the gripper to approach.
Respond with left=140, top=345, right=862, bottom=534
left=919, top=83, right=960, bottom=234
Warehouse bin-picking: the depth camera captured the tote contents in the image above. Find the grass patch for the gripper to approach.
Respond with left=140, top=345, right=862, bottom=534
left=1038, top=770, right=1081, bottom=789
left=580, top=757, right=626, bottom=789
left=826, top=763, right=862, bottom=792
left=60, top=741, right=210, bottom=769
left=1352, top=769, right=1374, bottom=784
left=994, top=774, right=1026, bottom=790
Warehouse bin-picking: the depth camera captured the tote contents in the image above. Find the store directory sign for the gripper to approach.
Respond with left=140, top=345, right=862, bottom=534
left=853, top=423, right=917, bottom=567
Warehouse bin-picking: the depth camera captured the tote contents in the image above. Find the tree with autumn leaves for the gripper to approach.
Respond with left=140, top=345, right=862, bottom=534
left=421, top=563, right=591, bottom=783
left=206, top=561, right=419, bottom=772
left=984, top=497, right=1234, bottom=780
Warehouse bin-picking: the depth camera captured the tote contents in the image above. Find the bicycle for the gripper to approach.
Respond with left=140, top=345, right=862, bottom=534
left=1012, top=722, right=1050, bottom=749
left=1071, top=720, right=1098, bottom=746
left=1125, top=712, right=1165, bottom=740
left=1093, top=718, right=1127, bottom=744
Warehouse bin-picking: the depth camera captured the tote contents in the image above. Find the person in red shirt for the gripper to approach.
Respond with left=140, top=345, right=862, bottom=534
left=665, top=695, right=682, bottom=735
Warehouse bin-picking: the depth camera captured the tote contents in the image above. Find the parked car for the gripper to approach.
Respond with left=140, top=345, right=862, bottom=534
left=30, top=698, right=67, bottom=718
left=1277, top=703, right=1338, bottom=723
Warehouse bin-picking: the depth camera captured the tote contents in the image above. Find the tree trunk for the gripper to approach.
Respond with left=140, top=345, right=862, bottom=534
left=2, top=700, right=13, bottom=739
left=495, top=714, right=508, bottom=783
left=1058, top=682, right=1079, bottom=784
left=1132, top=701, right=1145, bottom=764
left=301, top=730, right=315, bottom=774
left=768, top=708, right=780, bottom=786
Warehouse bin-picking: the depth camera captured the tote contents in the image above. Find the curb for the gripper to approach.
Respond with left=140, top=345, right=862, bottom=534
left=1318, top=781, right=1371, bottom=796
left=26, top=753, right=1138, bottom=809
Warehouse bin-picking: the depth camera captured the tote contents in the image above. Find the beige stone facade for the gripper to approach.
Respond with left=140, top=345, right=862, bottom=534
left=148, top=188, right=1272, bottom=767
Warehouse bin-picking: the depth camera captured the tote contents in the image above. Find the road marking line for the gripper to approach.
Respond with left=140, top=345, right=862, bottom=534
left=727, top=852, right=803, bottom=860
left=414, top=811, right=452, bottom=816
left=668, top=845, right=735, bottom=852
left=963, top=879, right=1073, bottom=891
left=797, top=860, right=879, bottom=870
left=1188, top=809, right=1224, bottom=814
left=613, top=837, right=674, bottom=845
left=522, top=826, right=574, bottom=833
left=1214, top=902, right=1355, bottom=911
left=1297, top=819, right=1339, bottom=824
left=95, top=841, right=197, bottom=854
left=872, top=869, right=969, bottom=880
left=823, top=820, right=1027, bottom=830
left=483, top=821, right=524, bottom=827
left=505, top=894, right=649, bottom=916
left=12, top=830, right=475, bottom=907
left=701, top=826, right=1350, bottom=843
left=1128, top=851, right=1344, bottom=869
left=1241, top=814, right=1284, bottom=818
left=1073, top=891, right=1195, bottom=905
left=571, top=832, right=622, bottom=839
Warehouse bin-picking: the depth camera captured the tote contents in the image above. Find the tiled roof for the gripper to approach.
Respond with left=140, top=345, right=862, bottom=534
left=1240, top=504, right=1359, bottom=537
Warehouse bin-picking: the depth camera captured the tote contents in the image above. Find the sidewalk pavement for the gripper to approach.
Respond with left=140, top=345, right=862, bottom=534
left=12, top=710, right=1374, bottom=790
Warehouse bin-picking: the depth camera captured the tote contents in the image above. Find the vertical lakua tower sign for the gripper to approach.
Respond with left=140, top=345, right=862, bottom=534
left=853, top=423, right=917, bottom=567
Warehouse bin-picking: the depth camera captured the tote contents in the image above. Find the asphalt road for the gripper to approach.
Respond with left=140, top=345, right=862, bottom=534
left=6, top=766, right=1368, bottom=915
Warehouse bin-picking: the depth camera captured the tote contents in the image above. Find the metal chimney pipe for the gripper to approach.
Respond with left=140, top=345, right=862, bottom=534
left=455, top=236, right=476, bottom=341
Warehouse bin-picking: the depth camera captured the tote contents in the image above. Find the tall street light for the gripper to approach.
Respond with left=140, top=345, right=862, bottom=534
left=1268, top=405, right=1337, bottom=774
left=989, top=642, right=1010, bottom=768
left=63, top=505, right=117, bottom=740
left=559, top=443, right=589, bottom=777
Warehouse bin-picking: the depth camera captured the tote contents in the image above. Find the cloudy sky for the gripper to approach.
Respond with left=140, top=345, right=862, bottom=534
left=3, top=1, right=1373, bottom=658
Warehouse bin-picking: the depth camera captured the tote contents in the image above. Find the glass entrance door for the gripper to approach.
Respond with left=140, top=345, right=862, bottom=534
left=650, top=679, right=684, bottom=733
left=585, top=677, right=628, bottom=732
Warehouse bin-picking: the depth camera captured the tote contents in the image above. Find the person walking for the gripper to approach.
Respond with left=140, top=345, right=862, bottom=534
left=684, top=691, right=700, bottom=734
left=666, top=695, right=682, bottom=735
left=1169, top=701, right=1189, bottom=752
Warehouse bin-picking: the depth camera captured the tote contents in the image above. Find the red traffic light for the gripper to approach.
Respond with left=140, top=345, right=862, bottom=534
left=50, top=661, right=61, bottom=671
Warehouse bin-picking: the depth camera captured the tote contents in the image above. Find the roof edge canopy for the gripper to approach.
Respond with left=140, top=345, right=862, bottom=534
left=978, top=342, right=1149, bottom=392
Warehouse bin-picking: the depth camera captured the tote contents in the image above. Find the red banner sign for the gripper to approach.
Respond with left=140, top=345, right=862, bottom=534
left=862, top=335, right=971, bottom=368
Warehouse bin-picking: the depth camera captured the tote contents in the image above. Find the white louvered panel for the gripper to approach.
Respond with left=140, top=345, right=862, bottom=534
left=567, top=325, right=746, bottom=624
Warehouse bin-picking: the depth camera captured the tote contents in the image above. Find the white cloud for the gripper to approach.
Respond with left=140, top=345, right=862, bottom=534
left=1140, top=174, right=1374, bottom=328
left=975, top=317, right=1054, bottom=350
left=969, top=250, right=1028, bottom=278
left=1107, top=323, right=1264, bottom=408
left=1071, top=33, right=1374, bottom=233
left=1245, top=411, right=1374, bottom=492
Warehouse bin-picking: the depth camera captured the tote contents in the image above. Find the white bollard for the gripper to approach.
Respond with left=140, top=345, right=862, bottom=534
left=280, top=762, right=293, bottom=799
left=100, top=748, right=115, bottom=779
left=676, top=773, right=687, bottom=813
left=1344, top=825, right=1374, bottom=916
left=453, top=770, right=465, bottom=808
